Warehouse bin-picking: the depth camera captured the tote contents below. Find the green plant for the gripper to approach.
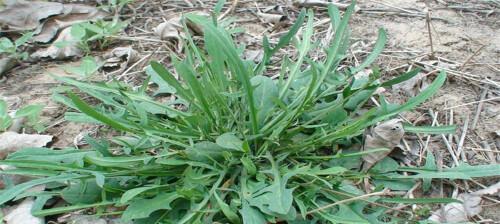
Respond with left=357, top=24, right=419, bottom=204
left=64, top=56, right=102, bottom=78
left=0, top=32, right=33, bottom=60
left=0, top=100, right=44, bottom=132
left=69, top=19, right=127, bottom=52
left=1, top=2, right=499, bottom=223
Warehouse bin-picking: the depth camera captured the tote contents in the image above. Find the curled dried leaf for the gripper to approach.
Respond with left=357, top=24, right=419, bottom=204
left=153, top=13, right=205, bottom=51
left=3, top=198, right=44, bottom=224
left=293, top=0, right=360, bottom=11
left=31, top=27, right=82, bottom=59
left=362, top=119, right=404, bottom=171
left=0, top=1, right=63, bottom=31
left=429, top=182, right=500, bottom=223
left=33, top=4, right=108, bottom=43
left=103, top=46, right=139, bottom=69
left=153, top=18, right=184, bottom=51
left=0, top=56, right=18, bottom=77
left=257, top=12, right=287, bottom=24
left=0, top=131, right=53, bottom=159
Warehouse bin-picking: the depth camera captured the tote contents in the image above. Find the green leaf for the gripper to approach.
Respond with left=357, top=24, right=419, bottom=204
left=70, top=24, right=87, bottom=40
left=445, top=163, right=500, bottom=178
left=122, top=193, right=181, bottom=221
left=251, top=75, right=278, bottom=125
left=67, top=92, right=132, bottom=132
left=0, top=37, right=15, bottom=53
left=351, top=28, right=387, bottom=74
left=33, top=201, right=114, bottom=217
left=214, top=193, right=241, bottom=224
left=422, top=151, right=436, bottom=192
left=248, top=155, right=295, bottom=215
left=146, top=65, right=176, bottom=95
left=216, top=133, right=244, bottom=151
left=7, top=147, right=90, bottom=167
left=241, top=156, right=257, bottom=176
left=381, top=69, right=421, bottom=87
left=85, top=153, right=152, bottom=168
left=371, top=157, right=399, bottom=173
left=311, top=167, right=347, bottom=175
left=395, top=171, right=471, bottom=180
left=214, top=0, right=226, bottom=14
left=403, top=123, right=457, bottom=134
left=120, top=186, right=162, bottom=204
left=373, top=179, right=415, bottom=191
left=0, top=100, right=7, bottom=116
left=0, top=174, right=82, bottom=205
left=61, top=179, right=101, bottom=204
left=240, top=202, right=267, bottom=224
left=373, top=71, right=447, bottom=124
left=380, top=197, right=460, bottom=204
left=65, top=56, right=100, bottom=77
left=14, top=32, right=33, bottom=47
left=14, top=104, right=43, bottom=118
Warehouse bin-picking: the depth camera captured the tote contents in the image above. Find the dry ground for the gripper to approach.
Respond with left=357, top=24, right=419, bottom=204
left=0, top=0, right=499, bottom=222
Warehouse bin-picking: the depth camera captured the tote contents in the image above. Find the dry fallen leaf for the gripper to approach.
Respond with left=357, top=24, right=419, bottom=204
left=31, top=27, right=82, bottom=59
left=428, top=182, right=500, bottom=223
left=0, top=131, right=53, bottom=159
left=362, top=119, right=404, bottom=171
left=0, top=0, right=63, bottom=31
left=3, top=198, right=44, bottom=224
left=293, top=0, right=360, bottom=11
left=103, top=46, right=139, bottom=69
left=0, top=56, right=17, bottom=77
left=153, top=14, right=204, bottom=51
left=33, top=4, right=107, bottom=43
left=60, top=215, right=107, bottom=224
left=392, top=72, right=427, bottom=97
left=153, top=18, right=184, bottom=50
left=257, top=12, right=286, bottom=24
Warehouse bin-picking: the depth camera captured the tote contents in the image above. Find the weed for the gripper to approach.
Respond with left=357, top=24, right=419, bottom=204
left=70, top=19, right=127, bottom=53
left=0, top=32, right=33, bottom=60
left=0, top=100, right=44, bottom=132
left=1, top=2, right=499, bottom=223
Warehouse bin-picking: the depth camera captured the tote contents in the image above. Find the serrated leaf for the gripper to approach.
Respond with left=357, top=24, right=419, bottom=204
left=122, top=193, right=181, bottom=221
left=120, top=186, right=161, bottom=204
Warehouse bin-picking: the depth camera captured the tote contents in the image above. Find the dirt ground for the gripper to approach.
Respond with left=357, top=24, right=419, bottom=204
left=0, top=0, right=499, bottom=222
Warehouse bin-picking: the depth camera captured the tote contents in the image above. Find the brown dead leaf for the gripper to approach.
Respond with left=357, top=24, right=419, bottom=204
left=31, top=27, right=82, bottom=59
left=154, top=18, right=184, bottom=51
left=103, top=46, right=139, bottom=69
left=153, top=14, right=205, bottom=51
left=0, top=131, right=53, bottom=159
left=429, top=182, right=500, bottom=223
left=293, top=0, right=360, bottom=11
left=60, top=215, right=107, bottom=224
left=0, top=56, right=17, bottom=77
left=257, top=12, right=286, bottom=24
left=33, top=4, right=107, bottom=43
left=0, top=0, right=63, bottom=31
left=392, top=72, right=427, bottom=97
left=362, top=119, right=404, bottom=171
left=3, top=198, right=44, bottom=224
